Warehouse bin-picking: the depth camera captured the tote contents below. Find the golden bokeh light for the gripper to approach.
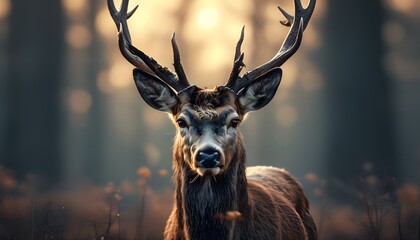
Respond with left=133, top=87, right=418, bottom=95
left=385, top=0, right=418, bottom=15
left=225, top=0, right=252, bottom=14
left=66, top=24, right=92, bottom=49
left=62, top=0, right=87, bottom=12
left=184, top=1, right=246, bottom=43
left=0, top=169, right=17, bottom=190
left=197, top=8, right=220, bottom=29
left=108, top=61, right=133, bottom=89
left=199, top=43, right=232, bottom=73
left=62, top=0, right=88, bottom=18
left=96, top=70, right=113, bottom=94
left=159, top=169, right=169, bottom=177
left=304, top=172, right=319, bottom=183
left=137, top=166, right=152, bottom=179
left=0, top=0, right=10, bottom=20
left=98, top=0, right=177, bottom=43
left=68, top=89, right=92, bottom=114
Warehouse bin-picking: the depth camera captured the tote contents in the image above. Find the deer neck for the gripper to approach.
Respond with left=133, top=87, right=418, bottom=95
left=172, top=141, right=248, bottom=239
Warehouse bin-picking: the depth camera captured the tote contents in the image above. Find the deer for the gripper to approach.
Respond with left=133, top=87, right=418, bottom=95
left=107, top=0, right=317, bottom=239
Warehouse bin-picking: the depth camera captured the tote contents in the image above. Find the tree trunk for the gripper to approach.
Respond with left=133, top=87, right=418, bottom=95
left=321, top=0, right=397, bottom=180
left=3, top=0, right=64, bottom=186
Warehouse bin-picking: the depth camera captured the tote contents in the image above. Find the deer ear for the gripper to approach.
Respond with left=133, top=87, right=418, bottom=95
left=238, top=68, right=282, bottom=113
left=133, top=68, right=179, bottom=112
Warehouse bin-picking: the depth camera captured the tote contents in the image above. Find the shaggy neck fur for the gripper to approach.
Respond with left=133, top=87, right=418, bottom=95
left=172, top=136, right=248, bottom=240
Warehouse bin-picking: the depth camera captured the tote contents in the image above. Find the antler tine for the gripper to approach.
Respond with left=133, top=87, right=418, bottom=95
left=234, top=26, right=245, bottom=61
left=227, top=0, right=315, bottom=93
left=279, top=0, right=315, bottom=30
left=225, top=26, right=246, bottom=90
left=107, top=0, right=190, bottom=92
left=107, top=0, right=136, bottom=43
left=300, top=0, right=316, bottom=30
left=126, top=5, right=139, bottom=19
left=278, top=6, right=293, bottom=27
left=250, top=18, right=304, bottom=76
left=276, top=0, right=315, bottom=56
left=171, top=32, right=190, bottom=90
left=107, top=0, right=118, bottom=19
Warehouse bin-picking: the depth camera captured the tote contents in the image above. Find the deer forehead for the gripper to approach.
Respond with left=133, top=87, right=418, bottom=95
left=174, top=86, right=241, bottom=120
left=177, top=105, right=239, bottom=126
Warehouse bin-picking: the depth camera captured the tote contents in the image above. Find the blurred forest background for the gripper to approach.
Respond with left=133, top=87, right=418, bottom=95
left=1, top=0, right=420, bottom=239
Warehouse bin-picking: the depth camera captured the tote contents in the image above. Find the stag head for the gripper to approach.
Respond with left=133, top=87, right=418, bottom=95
left=108, top=0, right=315, bottom=177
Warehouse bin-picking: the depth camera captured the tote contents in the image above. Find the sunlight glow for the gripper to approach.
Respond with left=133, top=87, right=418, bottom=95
left=197, top=8, right=220, bottom=29
left=0, top=0, right=10, bottom=20
left=199, top=43, right=231, bottom=73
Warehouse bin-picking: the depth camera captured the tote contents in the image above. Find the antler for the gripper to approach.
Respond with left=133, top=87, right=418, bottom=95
left=225, top=0, right=316, bottom=93
left=107, top=0, right=190, bottom=92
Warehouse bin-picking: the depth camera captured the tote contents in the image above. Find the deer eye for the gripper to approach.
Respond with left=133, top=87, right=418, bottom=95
left=230, top=119, right=241, bottom=129
left=176, top=119, right=188, bottom=129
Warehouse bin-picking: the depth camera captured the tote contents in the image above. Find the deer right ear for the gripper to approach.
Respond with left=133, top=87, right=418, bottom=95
left=133, top=69, right=179, bottom=112
left=237, top=68, right=282, bottom=113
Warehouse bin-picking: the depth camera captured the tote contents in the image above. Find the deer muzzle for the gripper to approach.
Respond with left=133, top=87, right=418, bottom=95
left=194, top=146, right=224, bottom=176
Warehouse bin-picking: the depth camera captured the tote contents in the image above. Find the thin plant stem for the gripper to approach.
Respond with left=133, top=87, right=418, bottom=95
left=31, top=189, right=35, bottom=240
left=135, top=180, right=148, bottom=240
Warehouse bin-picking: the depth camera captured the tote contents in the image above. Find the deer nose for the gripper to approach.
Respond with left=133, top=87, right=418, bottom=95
left=196, top=148, right=221, bottom=168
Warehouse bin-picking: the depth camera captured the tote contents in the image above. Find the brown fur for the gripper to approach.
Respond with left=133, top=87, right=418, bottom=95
left=107, top=0, right=317, bottom=238
left=163, top=88, right=317, bottom=240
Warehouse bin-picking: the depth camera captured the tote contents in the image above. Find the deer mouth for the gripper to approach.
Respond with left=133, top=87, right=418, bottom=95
left=196, top=166, right=222, bottom=176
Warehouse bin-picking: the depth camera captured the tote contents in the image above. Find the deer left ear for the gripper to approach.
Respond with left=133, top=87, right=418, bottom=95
left=133, top=68, right=179, bottom=112
left=238, top=68, right=282, bottom=113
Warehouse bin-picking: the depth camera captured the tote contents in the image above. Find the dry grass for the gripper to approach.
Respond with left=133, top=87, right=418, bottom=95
left=0, top=165, right=419, bottom=239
